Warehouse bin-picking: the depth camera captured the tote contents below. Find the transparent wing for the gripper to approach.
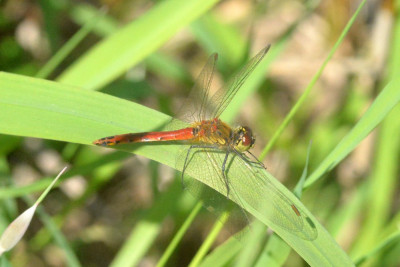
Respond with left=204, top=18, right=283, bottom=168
left=175, top=53, right=218, bottom=123
left=176, top=146, right=249, bottom=233
left=176, top=145, right=318, bottom=241
left=163, top=53, right=218, bottom=132
left=208, top=45, right=271, bottom=119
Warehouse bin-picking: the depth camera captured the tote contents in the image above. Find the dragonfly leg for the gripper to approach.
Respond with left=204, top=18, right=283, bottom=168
left=181, top=145, right=195, bottom=189
left=221, top=151, right=231, bottom=198
left=246, top=150, right=266, bottom=169
left=233, top=149, right=265, bottom=170
left=181, top=145, right=221, bottom=190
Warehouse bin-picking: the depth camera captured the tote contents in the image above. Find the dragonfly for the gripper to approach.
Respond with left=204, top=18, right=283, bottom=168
left=93, top=45, right=318, bottom=241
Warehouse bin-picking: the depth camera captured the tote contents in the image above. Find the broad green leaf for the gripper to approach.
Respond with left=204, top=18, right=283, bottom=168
left=0, top=72, right=353, bottom=265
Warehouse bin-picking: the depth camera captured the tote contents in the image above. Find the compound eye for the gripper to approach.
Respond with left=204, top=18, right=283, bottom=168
left=241, top=132, right=253, bottom=147
left=235, top=126, right=255, bottom=152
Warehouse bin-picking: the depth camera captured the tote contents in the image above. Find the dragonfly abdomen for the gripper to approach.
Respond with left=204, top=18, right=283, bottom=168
left=93, top=128, right=196, bottom=146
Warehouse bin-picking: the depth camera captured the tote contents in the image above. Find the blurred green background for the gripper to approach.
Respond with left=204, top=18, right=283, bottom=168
left=0, top=0, right=399, bottom=266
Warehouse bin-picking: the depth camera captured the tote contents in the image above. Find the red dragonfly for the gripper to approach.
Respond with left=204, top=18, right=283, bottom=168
left=93, top=45, right=318, bottom=240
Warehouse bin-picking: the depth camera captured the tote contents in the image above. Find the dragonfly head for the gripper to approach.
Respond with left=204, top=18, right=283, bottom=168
left=233, top=126, right=255, bottom=152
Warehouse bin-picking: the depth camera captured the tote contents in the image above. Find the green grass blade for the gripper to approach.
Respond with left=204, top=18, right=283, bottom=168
left=234, top=222, right=268, bottom=267
left=39, top=0, right=62, bottom=52
left=68, top=4, right=193, bottom=87
left=57, top=0, right=219, bottom=90
left=34, top=167, right=67, bottom=205
left=31, top=204, right=81, bottom=267
left=349, top=6, right=400, bottom=259
left=353, top=230, right=400, bottom=266
left=255, top=234, right=291, bottom=267
left=199, top=237, right=242, bottom=267
left=304, top=80, right=400, bottom=188
left=0, top=152, right=128, bottom=199
left=191, top=14, right=246, bottom=71
left=293, top=141, right=312, bottom=197
left=189, top=212, right=230, bottom=267
left=157, top=202, right=202, bottom=267
left=259, top=0, right=368, bottom=159
left=69, top=3, right=118, bottom=36
left=110, top=221, right=161, bottom=267
left=36, top=9, right=107, bottom=79
left=110, top=180, right=183, bottom=267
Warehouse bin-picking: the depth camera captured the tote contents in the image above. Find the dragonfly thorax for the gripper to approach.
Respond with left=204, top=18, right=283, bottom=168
left=232, top=126, right=255, bottom=152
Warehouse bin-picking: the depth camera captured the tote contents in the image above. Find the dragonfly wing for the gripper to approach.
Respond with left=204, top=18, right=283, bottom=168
left=163, top=118, right=191, bottom=131
left=176, top=146, right=249, bottom=233
left=175, top=53, right=218, bottom=123
left=226, top=153, right=318, bottom=240
left=176, top=145, right=318, bottom=240
left=208, top=45, right=271, bottom=119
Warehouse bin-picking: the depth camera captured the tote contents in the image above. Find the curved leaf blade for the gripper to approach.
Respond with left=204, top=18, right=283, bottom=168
left=0, top=72, right=353, bottom=265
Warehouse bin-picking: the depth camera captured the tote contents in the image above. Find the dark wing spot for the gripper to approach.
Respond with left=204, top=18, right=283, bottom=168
left=305, top=217, right=316, bottom=229
left=291, top=204, right=301, bottom=216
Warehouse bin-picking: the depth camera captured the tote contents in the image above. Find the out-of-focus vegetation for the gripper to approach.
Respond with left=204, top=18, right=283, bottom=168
left=0, top=0, right=399, bottom=266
